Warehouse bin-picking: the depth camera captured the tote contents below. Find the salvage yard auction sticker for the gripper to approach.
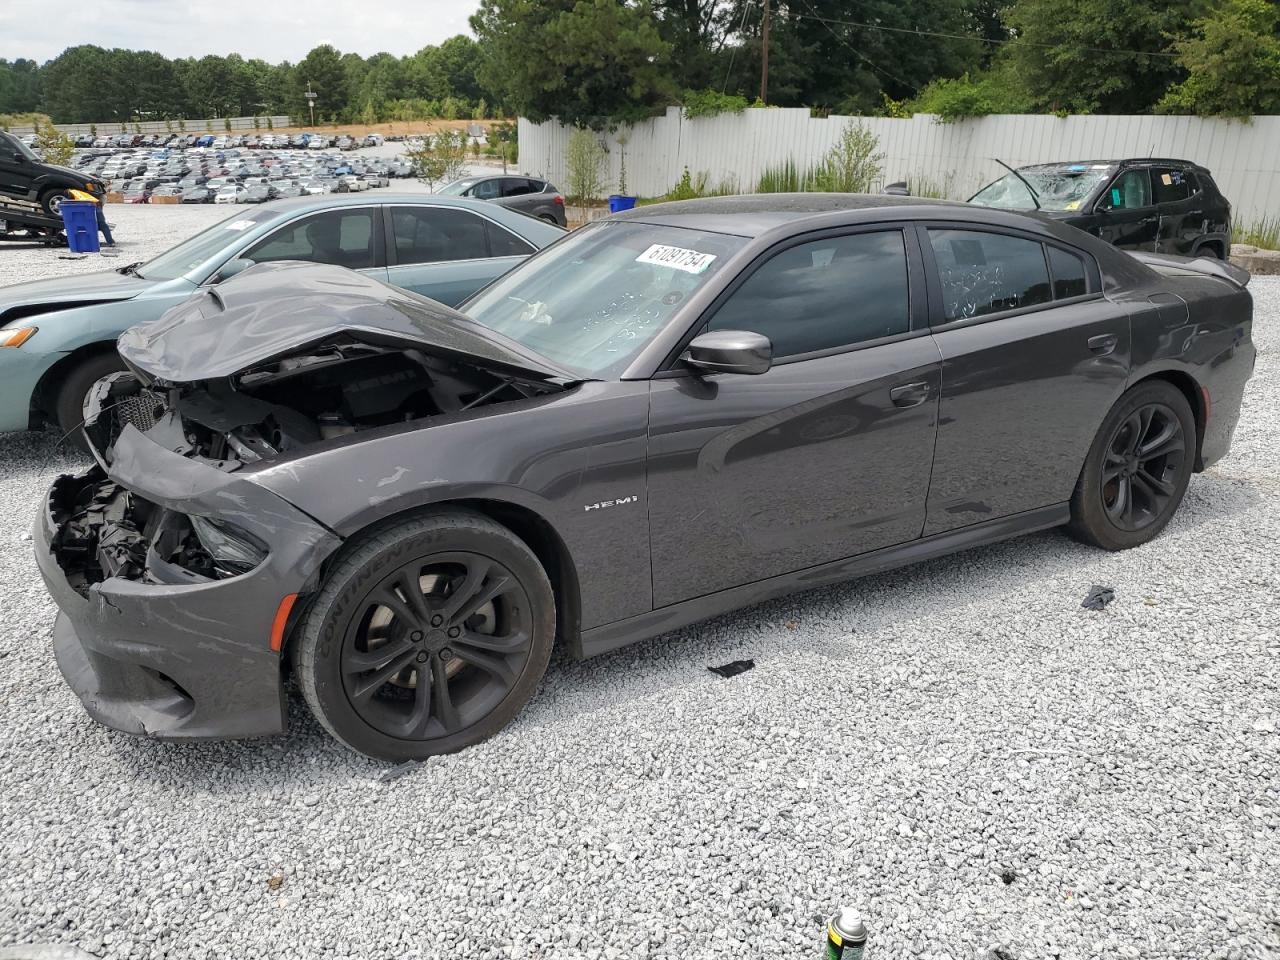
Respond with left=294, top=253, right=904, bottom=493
left=636, top=244, right=717, bottom=274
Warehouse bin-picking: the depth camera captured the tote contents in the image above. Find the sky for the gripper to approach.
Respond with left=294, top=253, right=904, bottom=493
left=0, top=0, right=480, bottom=63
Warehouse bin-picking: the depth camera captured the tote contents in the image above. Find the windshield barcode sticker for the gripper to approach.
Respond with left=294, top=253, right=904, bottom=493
left=636, top=244, right=717, bottom=274
left=224, top=220, right=255, bottom=231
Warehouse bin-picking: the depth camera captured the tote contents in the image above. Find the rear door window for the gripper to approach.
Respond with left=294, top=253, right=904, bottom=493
left=928, top=229, right=1052, bottom=321
left=486, top=222, right=536, bottom=257
left=500, top=178, right=538, bottom=198
left=391, top=206, right=490, bottom=264
left=1047, top=245, right=1088, bottom=299
left=1151, top=167, right=1192, bottom=204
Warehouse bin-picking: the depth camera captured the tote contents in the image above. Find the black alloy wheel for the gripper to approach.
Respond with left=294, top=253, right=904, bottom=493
left=1099, top=403, right=1185, bottom=532
left=294, top=509, right=555, bottom=761
left=341, top=553, right=533, bottom=740
left=1068, top=380, right=1195, bottom=551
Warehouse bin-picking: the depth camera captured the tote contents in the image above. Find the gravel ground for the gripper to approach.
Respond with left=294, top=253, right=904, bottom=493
left=0, top=228, right=1276, bottom=959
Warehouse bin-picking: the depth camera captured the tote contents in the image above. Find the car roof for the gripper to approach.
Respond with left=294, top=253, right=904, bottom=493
left=1019, top=158, right=1201, bottom=171
left=260, top=192, right=514, bottom=213
left=611, top=192, right=967, bottom=237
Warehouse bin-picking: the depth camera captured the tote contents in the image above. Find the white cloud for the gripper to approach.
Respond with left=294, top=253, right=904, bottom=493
left=0, top=0, right=479, bottom=63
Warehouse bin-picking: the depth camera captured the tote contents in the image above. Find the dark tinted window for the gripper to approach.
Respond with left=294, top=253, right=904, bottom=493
left=244, top=209, right=378, bottom=269
left=486, top=222, right=535, bottom=257
left=1151, top=166, right=1192, bottom=204
left=1048, top=245, right=1088, bottom=299
left=929, top=229, right=1051, bottom=321
left=1099, top=169, right=1152, bottom=210
left=391, top=206, right=489, bottom=264
left=501, top=177, right=538, bottom=197
left=709, top=231, right=910, bottom=358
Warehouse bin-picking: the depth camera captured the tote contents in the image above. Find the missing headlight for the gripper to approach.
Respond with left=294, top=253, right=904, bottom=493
left=185, top=515, right=268, bottom=579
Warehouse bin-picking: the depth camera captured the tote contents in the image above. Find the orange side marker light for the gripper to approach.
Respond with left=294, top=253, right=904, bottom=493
left=270, top=593, right=299, bottom=653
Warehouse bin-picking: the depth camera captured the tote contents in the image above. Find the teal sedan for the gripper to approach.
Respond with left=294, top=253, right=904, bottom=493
left=0, top=194, right=565, bottom=440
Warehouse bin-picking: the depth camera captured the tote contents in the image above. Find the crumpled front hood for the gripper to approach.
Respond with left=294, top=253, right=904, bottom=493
left=117, top=261, right=575, bottom=383
left=0, top=268, right=155, bottom=323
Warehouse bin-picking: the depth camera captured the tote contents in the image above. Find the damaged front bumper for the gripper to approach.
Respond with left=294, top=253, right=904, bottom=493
left=34, top=424, right=342, bottom=740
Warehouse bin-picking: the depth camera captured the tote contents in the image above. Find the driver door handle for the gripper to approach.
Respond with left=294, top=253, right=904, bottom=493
left=890, top=381, right=930, bottom=408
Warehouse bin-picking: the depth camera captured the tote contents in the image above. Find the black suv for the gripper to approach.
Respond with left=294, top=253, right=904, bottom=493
left=436, top=174, right=567, bottom=227
left=0, top=130, right=106, bottom=217
left=969, top=158, right=1231, bottom=259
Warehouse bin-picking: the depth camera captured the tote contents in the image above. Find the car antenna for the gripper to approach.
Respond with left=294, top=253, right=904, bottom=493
left=993, top=158, right=1041, bottom=210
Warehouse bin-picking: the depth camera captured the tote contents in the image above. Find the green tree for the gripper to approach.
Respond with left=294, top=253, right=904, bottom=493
left=564, top=126, right=606, bottom=215
left=471, top=0, right=673, bottom=128
left=291, top=45, right=349, bottom=122
left=1158, top=0, right=1280, bottom=117
left=0, top=59, right=42, bottom=115
left=40, top=46, right=113, bottom=122
left=436, top=35, right=486, bottom=103
left=1003, top=0, right=1200, bottom=113
left=406, top=129, right=469, bottom=188
left=33, top=117, right=74, bottom=165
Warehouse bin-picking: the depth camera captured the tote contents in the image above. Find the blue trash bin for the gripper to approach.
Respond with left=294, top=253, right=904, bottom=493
left=607, top=194, right=637, bottom=213
left=61, top=201, right=100, bottom=254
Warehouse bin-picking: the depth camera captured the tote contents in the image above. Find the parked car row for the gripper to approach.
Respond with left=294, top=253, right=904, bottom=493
left=67, top=146, right=413, bottom=204
left=65, top=131, right=387, bottom=151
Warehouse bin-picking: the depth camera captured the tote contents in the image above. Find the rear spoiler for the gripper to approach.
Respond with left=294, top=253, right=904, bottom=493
left=1129, top=251, right=1250, bottom=289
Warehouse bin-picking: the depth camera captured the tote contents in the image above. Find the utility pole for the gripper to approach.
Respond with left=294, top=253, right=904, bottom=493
left=759, top=0, right=770, bottom=105
left=304, top=82, right=318, bottom=127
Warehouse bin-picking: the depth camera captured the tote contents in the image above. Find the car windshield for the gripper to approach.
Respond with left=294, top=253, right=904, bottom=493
left=4, top=133, right=38, bottom=162
left=136, top=209, right=275, bottom=281
left=462, top=221, right=747, bottom=378
left=970, top=165, right=1115, bottom=212
left=437, top=178, right=477, bottom=196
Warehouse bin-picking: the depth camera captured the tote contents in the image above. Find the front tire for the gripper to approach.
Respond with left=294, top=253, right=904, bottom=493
left=293, top=509, right=555, bottom=761
left=53, top=352, right=128, bottom=450
left=40, top=188, right=74, bottom=217
left=1067, top=381, right=1195, bottom=551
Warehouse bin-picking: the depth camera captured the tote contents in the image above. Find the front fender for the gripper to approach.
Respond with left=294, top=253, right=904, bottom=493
left=246, top=381, right=654, bottom=630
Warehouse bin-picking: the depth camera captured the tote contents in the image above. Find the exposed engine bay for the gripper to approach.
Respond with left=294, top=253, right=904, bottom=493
left=84, top=339, right=565, bottom=471
left=56, top=339, right=565, bottom=592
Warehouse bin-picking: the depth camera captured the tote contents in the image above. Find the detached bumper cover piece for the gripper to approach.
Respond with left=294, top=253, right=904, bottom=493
left=34, top=425, right=341, bottom=740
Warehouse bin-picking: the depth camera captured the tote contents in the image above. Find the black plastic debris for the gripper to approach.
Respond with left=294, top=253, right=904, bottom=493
left=708, top=659, right=755, bottom=679
left=1082, top=585, right=1115, bottom=611
left=1000, top=867, right=1017, bottom=885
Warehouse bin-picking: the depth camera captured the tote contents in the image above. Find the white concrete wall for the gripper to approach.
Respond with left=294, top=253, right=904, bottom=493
left=519, top=108, right=1280, bottom=224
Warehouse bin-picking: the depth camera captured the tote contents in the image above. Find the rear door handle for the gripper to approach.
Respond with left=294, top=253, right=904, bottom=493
left=1088, top=334, right=1118, bottom=355
left=889, top=381, right=930, bottom=408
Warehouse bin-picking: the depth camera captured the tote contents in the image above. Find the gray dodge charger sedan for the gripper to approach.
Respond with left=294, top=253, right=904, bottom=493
left=35, top=194, right=1255, bottom=761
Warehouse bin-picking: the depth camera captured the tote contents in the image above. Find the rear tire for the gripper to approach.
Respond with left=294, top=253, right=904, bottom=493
left=293, top=509, right=555, bottom=761
left=1067, top=381, right=1195, bottom=551
left=53, top=352, right=127, bottom=451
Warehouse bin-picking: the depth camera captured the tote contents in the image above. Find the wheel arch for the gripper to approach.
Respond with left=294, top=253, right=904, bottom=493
left=1130, top=369, right=1207, bottom=471
left=30, top=338, right=120, bottom=428
left=306, top=497, right=584, bottom=659
left=1193, top=238, right=1225, bottom=260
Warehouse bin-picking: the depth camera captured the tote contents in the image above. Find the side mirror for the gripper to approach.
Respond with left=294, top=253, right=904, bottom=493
left=682, top=330, right=772, bottom=376
left=214, top=258, right=254, bottom=283
left=11, top=152, right=26, bottom=164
